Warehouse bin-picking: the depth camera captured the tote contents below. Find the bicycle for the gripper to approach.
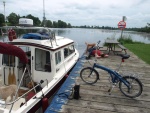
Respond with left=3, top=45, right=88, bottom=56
left=80, top=54, right=143, bottom=98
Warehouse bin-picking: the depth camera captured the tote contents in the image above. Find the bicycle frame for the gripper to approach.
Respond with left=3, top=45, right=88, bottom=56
left=92, top=63, right=130, bottom=88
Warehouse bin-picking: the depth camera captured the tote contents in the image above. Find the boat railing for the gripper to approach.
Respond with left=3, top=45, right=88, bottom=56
left=51, top=31, right=58, bottom=47
left=0, top=42, right=49, bottom=112
left=0, top=26, right=58, bottom=47
left=0, top=79, right=48, bottom=110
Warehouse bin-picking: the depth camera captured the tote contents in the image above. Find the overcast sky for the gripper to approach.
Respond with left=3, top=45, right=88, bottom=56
left=0, top=0, right=150, bottom=28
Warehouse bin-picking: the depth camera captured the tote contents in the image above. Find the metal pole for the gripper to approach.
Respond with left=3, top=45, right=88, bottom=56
left=43, top=0, right=46, bottom=27
left=123, top=16, right=127, bottom=21
left=9, top=67, right=27, bottom=113
left=120, top=16, right=125, bottom=39
left=3, top=1, right=6, bottom=26
left=120, top=29, right=123, bottom=39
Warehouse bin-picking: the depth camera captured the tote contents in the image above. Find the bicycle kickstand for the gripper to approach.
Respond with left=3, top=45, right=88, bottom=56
left=108, top=84, right=116, bottom=95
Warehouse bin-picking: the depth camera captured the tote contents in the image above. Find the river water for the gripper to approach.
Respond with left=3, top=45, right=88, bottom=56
left=1, top=28, right=150, bottom=57
left=52, top=28, right=150, bottom=56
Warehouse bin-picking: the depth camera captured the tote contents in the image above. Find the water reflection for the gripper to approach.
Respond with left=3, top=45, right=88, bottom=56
left=51, top=28, right=150, bottom=44
left=0, top=28, right=150, bottom=56
left=1, top=28, right=150, bottom=44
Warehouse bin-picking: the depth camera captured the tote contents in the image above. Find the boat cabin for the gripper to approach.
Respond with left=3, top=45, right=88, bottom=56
left=0, top=19, right=79, bottom=112
left=1, top=31, right=78, bottom=88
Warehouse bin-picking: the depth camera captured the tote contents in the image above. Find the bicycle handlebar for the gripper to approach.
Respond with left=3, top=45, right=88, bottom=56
left=97, top=40, right=101, bottom=45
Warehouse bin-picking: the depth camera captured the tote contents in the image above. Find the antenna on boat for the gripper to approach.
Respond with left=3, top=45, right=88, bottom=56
left=1, top=1, right=7, bottom=42
left=43, top=0, right=46, bottom=27
left=52, top=31, right=58, bottom=46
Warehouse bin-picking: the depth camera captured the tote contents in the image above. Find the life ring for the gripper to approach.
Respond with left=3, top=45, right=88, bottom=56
left=8, top=29, right=17, bottom=41
left=11, top=29, right=17, bottom=39
left=8, top=29, right=13, bottom=41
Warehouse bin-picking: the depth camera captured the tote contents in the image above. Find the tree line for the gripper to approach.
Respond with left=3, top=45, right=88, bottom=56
left=0, top=12, right=150, bottom=33
left=74, top=24, right=150, bottom=33
left=0, top=12, right=72, bottom=28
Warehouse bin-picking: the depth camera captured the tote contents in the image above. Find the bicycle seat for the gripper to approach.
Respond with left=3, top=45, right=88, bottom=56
left=119, top=54, right=130, bottom=59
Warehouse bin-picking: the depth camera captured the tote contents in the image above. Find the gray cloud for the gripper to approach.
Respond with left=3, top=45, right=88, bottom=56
left=0, top=0, right=150, bottom=27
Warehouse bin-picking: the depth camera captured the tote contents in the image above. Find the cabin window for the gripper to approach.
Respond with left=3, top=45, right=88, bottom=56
left=35, top=48, right=51, bottom=72
left=64, top=45, right=75, bottom=59
left=4, top=45, right=31, bottom=67
left=20, top=46, right=31, bottom=52
left=68, top=45, right=75, bottom=54
left=2, top=55, right=15, bottom=66
left=64, top=47, right=69, bottom=58
left=55, top=51, right=61, bottom=65
left=18, top=46, right=31, bottom=67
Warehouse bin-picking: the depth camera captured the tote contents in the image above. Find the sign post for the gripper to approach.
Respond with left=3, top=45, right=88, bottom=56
left=118, top=21, right=126, bottom=39
left=118, top=21, right=126, bottom=30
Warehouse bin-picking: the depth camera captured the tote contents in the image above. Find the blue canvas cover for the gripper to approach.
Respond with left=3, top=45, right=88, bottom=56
left=23, top=33, right=50, bottom=40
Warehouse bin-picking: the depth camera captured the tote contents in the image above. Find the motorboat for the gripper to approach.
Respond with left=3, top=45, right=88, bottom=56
left=0, top=18, right=79, bottom=113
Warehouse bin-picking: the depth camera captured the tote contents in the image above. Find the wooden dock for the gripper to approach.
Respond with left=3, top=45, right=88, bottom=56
left=45, top=50, right=150, bottom=113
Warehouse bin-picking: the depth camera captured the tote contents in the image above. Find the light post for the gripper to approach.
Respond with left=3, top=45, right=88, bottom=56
left=43, top=0, right=46, bottom=27
left=123, top=16, right=127, bottom=22
left=120, top=16, right=127, bottom=39
left=3, top=1, right=6, bottom=26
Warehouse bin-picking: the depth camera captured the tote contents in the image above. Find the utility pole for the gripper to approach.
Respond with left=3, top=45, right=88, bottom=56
left=120, top=16, right=127, bottom=39
left=43, top=0, right=46, bottom=27
left=3, top=1, right=6, bottom=26
left=123, top=16, right=127, bottom=21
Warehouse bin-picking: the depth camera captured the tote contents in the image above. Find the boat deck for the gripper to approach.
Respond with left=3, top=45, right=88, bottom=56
left=45, top=50, right=150, bottom=113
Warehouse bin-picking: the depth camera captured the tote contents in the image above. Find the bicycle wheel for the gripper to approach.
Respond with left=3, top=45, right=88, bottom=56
left=80, top=67, right=99, bottom=84
left=119, top=76, right=143, bottom=98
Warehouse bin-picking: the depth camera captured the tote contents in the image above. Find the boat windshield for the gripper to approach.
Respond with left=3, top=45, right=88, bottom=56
left=36, top=28, right=50, bottom=36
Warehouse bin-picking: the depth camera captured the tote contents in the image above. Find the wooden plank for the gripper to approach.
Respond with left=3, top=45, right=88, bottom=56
left=118, top=44, right=127, bottom=50
left=79, top=87, right=150, bottom=101
left=63, top=99, right=150, bottom=113
left=77, top=76, right=150, bottom=85
left=79, top=94, right=150, bottom=108
left=61, top=105, right=116, bottom=113
left=79, top=82, right=150, bottom=93
left=59, top=50, right=150, bottom=113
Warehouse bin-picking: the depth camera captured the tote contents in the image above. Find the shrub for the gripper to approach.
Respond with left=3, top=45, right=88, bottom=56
left=117, top=35, right=144, bottom=44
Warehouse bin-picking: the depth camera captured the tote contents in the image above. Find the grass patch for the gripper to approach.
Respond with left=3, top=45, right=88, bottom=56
left=118, top=36, right=144, bottom=44
left=124, top=44, right=150, bottom=65
left=104, top=36, right=150, bottom=64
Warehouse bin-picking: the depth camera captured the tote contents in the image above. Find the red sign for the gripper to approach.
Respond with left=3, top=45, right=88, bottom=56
left=118, top=21, right=126, bottom=30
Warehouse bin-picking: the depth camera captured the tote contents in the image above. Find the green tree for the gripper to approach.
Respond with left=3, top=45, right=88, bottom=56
left=7, top=12, right=18, bottom=26
left=63, top=22, right=67, bottom=28
left=67, top=23, right=72, bottom=28
left=53, top=21, right=58, bottom=28
left=41, top=20, right=44, bottom=27
left=0, top=13, right=5, bottom=26
left=58, top=20, right=68, bottom=28
left=58, top=20, right=62, bottom=27
left=147, top=23, right=150, bottom=27
left=26, top=14, right=41, bottom=26
left=46, top=20, right=52, bottom=27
